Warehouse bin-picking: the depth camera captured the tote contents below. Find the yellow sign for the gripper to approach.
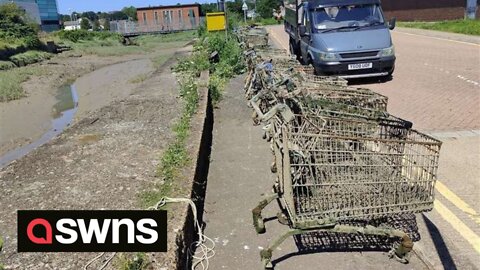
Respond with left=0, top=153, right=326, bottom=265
left=206, top=12, right=226, bottom=32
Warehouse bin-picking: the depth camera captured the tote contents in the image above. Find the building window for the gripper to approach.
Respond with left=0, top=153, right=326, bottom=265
left=154, top=11, right=159, bottom=24
left=143, top=12, right=147, bottom=25
left=163, top=10, right=172, bottom=25
left=188, top=9, right=196, bottom=27
left=178, top=10, right=183, bottom=23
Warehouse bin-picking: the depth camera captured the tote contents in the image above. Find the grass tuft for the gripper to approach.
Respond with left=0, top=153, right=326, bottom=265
left=9, top=50, right=52, bottom=65
left=0, top=60, right=16, bottom=71
left=0, top=66, right=45, bottom=102
left=117, top=253, right=149, bottom=270
left=128, top=73, right=149, bottom=84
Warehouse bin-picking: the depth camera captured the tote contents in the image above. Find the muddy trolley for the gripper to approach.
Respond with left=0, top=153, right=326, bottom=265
left=252, top=113, right=442, bottom=269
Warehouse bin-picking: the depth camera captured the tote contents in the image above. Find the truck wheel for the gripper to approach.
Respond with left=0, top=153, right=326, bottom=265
left=289, top=39, right=301, bottom=61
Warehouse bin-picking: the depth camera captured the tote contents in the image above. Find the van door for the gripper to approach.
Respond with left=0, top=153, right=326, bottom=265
left=300, top=7, right=311, bottom=63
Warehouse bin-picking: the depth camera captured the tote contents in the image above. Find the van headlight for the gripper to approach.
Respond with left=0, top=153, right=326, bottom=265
left=319, top=52, right=337, bottom=61
left=379, top=46, right=395, bottom=57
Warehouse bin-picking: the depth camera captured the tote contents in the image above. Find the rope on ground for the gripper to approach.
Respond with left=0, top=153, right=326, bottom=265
left=83, top=252, right=116, bottom=270
left=83, top=197, right=215, bottom=270
left=150, top=197, right=216, bottom=270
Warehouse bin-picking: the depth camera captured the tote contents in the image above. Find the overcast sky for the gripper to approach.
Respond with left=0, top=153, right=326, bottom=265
left=57, top=0, right=217, bottom=14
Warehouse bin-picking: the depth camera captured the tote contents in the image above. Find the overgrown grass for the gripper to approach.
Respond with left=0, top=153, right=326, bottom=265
left=140, top=75, right=198, bottom=207
left=56, top=31, right=197, bottom=57
left=140, top=32, right=244, bottom=206
left=174, top=32, right=245, bottom=103
left=9, top=50, right=52, bottom=65
left=0, top=66, right=45, bottom=102
left=398, top=19, right=480, bottom=36
left=255, top=17, right=282, bottom=26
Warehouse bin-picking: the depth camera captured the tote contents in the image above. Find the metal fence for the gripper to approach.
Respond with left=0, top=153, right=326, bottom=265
left=110, top=17, right=205, bottom=35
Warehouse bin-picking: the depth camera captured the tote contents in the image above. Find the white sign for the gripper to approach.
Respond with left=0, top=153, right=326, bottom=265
left=242, top=3, right=248, bottom=11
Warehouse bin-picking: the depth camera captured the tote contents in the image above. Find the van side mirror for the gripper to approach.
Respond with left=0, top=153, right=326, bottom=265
left=389, top=17, right=396, bottom=30
left=299, top=25, right=309, bottom=36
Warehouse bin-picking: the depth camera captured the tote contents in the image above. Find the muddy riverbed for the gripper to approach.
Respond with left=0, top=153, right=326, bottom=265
left=0, top=51, right=159, bottom=162
left=0, top=46, right=190, bottom=269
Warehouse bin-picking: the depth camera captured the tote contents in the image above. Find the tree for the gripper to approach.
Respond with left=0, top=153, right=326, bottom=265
left=80, top=17, right=90, bottom=30
left=121, top=6, right=137, bottom=21
left=80, top=11, right=98, bottom=21
left=257, top=0, right=279, bottom=18
left=110, top=11, right=128, bottom=21
left=102, top=19, right=110, bottom=30
left=60, top=14, right=71, bottom=22
left=92, top=20, right=100, bottom=31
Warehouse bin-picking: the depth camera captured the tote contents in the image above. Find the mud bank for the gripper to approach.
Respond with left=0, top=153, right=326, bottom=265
left=0, top=53, right=156, bottom=158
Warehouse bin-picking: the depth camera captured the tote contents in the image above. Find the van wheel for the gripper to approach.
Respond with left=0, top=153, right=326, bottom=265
left=313, top=64, right=325, bottom=76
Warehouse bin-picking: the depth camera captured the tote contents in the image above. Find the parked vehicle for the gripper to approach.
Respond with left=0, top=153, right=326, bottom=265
left=285, top=0, right=397, bottom=79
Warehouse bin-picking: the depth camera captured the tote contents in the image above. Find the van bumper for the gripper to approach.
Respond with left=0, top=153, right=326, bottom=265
left=315, top=57, right=395, bottom=78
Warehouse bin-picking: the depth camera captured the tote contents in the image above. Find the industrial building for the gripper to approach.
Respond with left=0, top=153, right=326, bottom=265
left=136, top=4, right=201, bottom=31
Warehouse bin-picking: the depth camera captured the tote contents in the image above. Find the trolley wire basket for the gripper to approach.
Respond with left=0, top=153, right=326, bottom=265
left=253, top=113, right=442, bottom=269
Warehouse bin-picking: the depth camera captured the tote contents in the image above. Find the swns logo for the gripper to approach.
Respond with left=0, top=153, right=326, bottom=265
left=18, top=210, right=167, bottom=252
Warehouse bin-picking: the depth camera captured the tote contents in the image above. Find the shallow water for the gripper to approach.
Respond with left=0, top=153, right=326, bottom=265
left=0, top=85, right=79, bottom=169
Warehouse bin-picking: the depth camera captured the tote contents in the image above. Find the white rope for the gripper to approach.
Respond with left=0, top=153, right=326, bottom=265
left=149, top=197, right=216, bottom=270
left=83, top=252, right=116, bottom=270
left=83, top=197, right=214, bottom=270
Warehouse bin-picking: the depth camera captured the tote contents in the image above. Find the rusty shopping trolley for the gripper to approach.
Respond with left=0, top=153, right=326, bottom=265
left=252, top=112, right=442, bottom=269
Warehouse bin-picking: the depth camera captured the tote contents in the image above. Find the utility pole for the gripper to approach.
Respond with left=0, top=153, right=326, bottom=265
left=242, top=0, right=248, bottom=23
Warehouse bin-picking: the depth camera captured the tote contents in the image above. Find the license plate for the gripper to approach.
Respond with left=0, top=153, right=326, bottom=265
left=348, top=63, right=373, bottom=70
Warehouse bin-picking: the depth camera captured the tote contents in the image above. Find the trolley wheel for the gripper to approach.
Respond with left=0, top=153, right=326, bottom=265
left=277, top=212, right=289, bottom=225
left=252, top=111, right=260, bottom=126
left=255, top=216, right=266, bottom=234
left=388, top=243, right=411, bottom=264
left=270, top=162, right=277, bottom=173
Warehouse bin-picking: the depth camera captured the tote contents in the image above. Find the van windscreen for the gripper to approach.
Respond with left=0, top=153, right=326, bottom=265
left=313, top=4, right=384, bottom=32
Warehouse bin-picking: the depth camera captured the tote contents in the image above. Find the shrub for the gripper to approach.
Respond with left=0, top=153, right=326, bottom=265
left=10, top=50, right=52, bottom=65
left=56, top=30, right=120, bottom=43
left=0, top=60, right=15, bottom=70
left=0, top=3, right=41, bottom=49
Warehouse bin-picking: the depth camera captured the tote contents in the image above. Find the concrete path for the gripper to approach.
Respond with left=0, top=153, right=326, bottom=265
left=203, top=77, right=429, bottom=269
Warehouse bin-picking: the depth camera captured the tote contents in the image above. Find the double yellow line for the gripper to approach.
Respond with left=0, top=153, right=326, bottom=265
left=434, top=181, right=480, bottom=254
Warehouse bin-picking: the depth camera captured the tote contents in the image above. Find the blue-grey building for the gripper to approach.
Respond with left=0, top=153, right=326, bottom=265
left=36, top=0, right=60, bottom=31
left=0, top=0, right=59, bottom=31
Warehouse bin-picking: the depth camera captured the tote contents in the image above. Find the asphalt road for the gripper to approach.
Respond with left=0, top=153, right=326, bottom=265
left=202, top=26, right=479, bottom=269
left=267, top=25, right=480, bottom=132
left=265, top=25, right=480, bottom=269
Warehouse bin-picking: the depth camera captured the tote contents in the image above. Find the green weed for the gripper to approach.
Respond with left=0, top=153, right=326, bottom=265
left=140, top=76, right=198, bottom=207
left=398, top=19, right=480, bottom=36
left=128, top=73, right=149, bottom=84
left=9, top=50, right=52, bottom=65
left=117, top=253, right=149, bottom=270
left=0, top=60, right=15, bottom=70
left=0, top=66, right=45, bottom=102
